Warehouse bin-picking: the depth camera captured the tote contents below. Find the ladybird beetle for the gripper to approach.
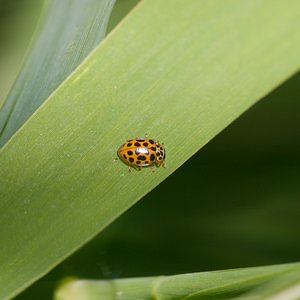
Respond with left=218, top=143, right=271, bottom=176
left=115, top=134, right=166, bottom=172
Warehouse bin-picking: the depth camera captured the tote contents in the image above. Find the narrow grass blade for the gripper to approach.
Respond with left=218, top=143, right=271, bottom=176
left=240, top=268, right=300, bottom=300
left=0, top=0, right=300, bottom=299
left=0, top=0, right=43, bottom=108
left=54, top=263, right=300, bottom=300
left=0, top=0, right=116, bottom=148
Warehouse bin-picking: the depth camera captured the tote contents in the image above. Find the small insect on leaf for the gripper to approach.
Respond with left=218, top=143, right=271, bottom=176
left=115, top=134, right=166, bottom=172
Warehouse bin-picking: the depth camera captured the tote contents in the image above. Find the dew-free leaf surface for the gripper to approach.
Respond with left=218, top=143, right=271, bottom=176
left=1, top=0, right=300, bottom=299
left=0, top=0, right=116, bottom=147
left=54, top=263, right=300, bottom=300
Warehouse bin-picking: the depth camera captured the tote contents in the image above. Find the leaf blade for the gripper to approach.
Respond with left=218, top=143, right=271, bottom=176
left=54, top=263, right=300, bottom=300
left=1, top=0, right=300, bottom=299
left=0, top=0, right=116, bottom=147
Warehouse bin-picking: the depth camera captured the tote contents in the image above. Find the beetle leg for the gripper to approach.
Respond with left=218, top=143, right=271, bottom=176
left=150, top=166, right=154, bottom=172
left=113, top=158, right=118, bottom=162
left=145, top=133, right=148, bottom=138
left=129, top=166, right=132, bottom=172
left=135, top=136, right=140, bottom=139
left=162, top=162, right=166, bottom=168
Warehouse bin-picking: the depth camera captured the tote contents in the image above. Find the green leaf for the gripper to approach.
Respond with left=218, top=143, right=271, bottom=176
left=0, top=0, right=44, bottom=109
left=0, top=0, right=116, bottom=147
left=1, top=0, right=300, bottom=299
left=242, top=268, right=300, bottom=300
left=54, top=263, right=300, bottom=300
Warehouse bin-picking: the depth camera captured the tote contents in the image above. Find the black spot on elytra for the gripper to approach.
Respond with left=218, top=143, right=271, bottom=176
left=150, top=154, right=155, bottom=161
left=123, top=154, right=127, bottom=159
left=129, top=157, right=134, bottom=163
left=160, top=151, right=163, bottom=156
left=158, top=156, right=162, bottom=161
left=157, top=152, right=161, bottom=157
left=136, top=139, right=144, bottom=142
left=127, top=142, right=132, bottom=147
left=127, top=150, right=133, bottom=156
left=137, top=155, right=146, bottom=161
left=134, top=142, right=141, bottom=147
left=151, top=146, right=156, bottom=151
left=145, top=161, right=149, bottom=164
left=143, top=142, right=148, bottom=147
left=149, top=140, right=155, bottom=144
left=163, top=151, right=166, bottom=159
left=136, top=161, right=141, bottom=164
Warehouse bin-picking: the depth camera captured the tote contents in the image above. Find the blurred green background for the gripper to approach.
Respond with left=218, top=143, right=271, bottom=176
left=1, top=0, right=299, bottom=299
